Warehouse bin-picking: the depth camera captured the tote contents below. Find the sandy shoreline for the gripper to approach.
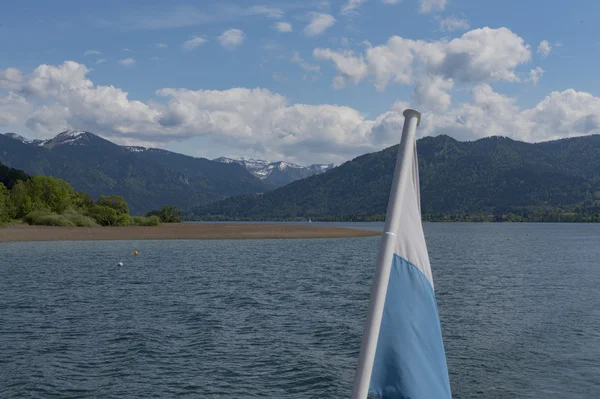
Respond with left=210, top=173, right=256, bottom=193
left=0, top=223, right=379, bottom=243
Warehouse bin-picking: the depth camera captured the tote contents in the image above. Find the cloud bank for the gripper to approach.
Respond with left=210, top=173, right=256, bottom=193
left=2, top=57, right=600, bottom=164
left=314, top=27, right=532, bottom=109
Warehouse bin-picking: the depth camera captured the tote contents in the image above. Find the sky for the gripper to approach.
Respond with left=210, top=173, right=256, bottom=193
left=2, top=0, right=600, bottom=165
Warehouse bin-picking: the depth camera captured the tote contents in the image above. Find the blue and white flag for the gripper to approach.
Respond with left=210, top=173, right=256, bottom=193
left=351, top=110, right=451, bottom=399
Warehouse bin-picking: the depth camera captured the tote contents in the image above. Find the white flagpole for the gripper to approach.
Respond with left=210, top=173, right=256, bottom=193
left=350, top=109, right=422, bottom=399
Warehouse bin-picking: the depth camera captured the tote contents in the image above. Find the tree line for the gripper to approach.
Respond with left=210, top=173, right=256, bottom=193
left=0, top=163, right=181, bottom=226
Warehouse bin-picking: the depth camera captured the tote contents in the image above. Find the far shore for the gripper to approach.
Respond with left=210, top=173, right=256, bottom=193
left=0, top=223, right=379, bottom=243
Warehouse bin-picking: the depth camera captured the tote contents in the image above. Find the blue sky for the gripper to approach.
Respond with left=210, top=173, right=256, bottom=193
left=2, top=0, right=600, bottom=164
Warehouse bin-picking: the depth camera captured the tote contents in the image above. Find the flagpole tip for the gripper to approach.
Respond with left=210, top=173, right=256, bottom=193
left=403, top=109, right=421, bottom=126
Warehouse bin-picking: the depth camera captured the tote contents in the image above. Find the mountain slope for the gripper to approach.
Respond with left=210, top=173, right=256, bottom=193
left=0, top=131, right=270, bottom=214
left=213, top=156, right=334, bottom=187
left=192, top=134, right=600, bottom=219
left=130, top=148, right=274, bottom=195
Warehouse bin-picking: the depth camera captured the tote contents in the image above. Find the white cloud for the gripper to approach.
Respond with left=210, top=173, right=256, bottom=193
left=247, top=5, right=284, bottom=18
left=274, top=22, right=293, bottom=32
left=84, top=50, right=102, bottom=56
left=96, top=59, right=107, bottom=64
left=0, top=68, right=24, bottom=90
left=0, top=61, right=158, bottom=139
left=419, top=0, right=446, bottom=13
left=291, top=51, right=321, bottom=81
left=383, top=0, right=400, bottom=3
left=218, top=29, right=245, bottom=50
left=419, top=84, right=523, bottom=141
left=313, top=48, right=368, bottom=88
left=426, top=28, right=531, bottom=82
left=182, top=36, right=207, bottom=51
left=341, top=0, right=368, bottom=15
left=156, top=43, right=168, bottom=48
left=304, top=13, right=336, bottom=37
left=119, top=58, right=135, bottom=66
left=26, top=104, right=70, bottom=133
left=363, top=36, right=415, bottom=89
left=0, top=61, right=369, bottom=163
left=291, top=51, right=321, bottom=72
left=421, top=85, right=600, bottom=143
left=528, top=67, right=544, bottom=85
left=0, top=92, right=30, bottom=126
left=537, top=40, right=552, bottom=57
left=413, top=75, right=453, bottom=111
left=438, top=16, right=469, bottom=32
left=123, top=48, right=133, bottom=52
left=4, top=61, right=600, bottom=165
left=314, top=27, right=531, bottom=104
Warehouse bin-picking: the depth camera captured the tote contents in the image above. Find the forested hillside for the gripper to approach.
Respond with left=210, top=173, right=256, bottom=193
left=192, top=135, right=600, bottom=222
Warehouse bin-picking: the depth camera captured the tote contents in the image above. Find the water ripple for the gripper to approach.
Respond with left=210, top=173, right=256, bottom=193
left=1, top=224, right=600, bottom=398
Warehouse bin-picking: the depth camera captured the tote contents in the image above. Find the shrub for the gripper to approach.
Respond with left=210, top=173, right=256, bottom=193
left=88, top=205, right=130, bottom=226
left=146, top=205, right=182, bottom=223
left=24, top=210, right=75, bottom=226
left=62, top=209, right=98, bottom=227
left=97, top=195, right=129, bottom=215
left=130, top=215, right=160, bottom=226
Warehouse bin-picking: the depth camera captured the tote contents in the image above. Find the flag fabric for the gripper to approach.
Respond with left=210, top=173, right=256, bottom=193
left=367, top=138, right=452, bottom=398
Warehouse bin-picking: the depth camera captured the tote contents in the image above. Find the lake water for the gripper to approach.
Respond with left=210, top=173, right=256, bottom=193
left=1, top=223, right=600, bottom=398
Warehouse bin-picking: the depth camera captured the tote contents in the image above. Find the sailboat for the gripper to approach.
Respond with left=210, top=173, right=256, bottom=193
left=350, top=110, right=452, bottom=398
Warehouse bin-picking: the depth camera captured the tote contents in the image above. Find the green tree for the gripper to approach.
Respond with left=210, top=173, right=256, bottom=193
left=10, top=180, right=34, bottom=218
left=146, top=205, right=182, bottom=223
left=88, top=205, right=129, bottom=226
left=0, top=183, right=13, bottom=223
left=25, top=176, right=74, bottom=214
left=97, top=195, right=129, bottom=215
left=72, top=191, right=95, bottom=213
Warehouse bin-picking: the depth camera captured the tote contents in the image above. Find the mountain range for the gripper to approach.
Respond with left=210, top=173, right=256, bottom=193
left=192, top=134, right=600, bottom=220
left=213, top=157, right=334, bottom=187
left=0, top=131, right=271, bottom=214
left=3, top=130, right=600, bottom=220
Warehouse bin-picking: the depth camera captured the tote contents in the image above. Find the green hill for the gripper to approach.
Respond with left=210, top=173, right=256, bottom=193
left=191, top=135, right=600, bottom=221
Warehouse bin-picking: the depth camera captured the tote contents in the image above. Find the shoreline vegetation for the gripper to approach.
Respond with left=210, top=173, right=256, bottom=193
left=3, top=163, right=599, bottom=231
left=0, top=164, right=183, bottom=228
left=0, top=223, right=379, bottom=243
left=0, top=161, right=380, bottom=242
left=187, top=210, right=600, bottom=223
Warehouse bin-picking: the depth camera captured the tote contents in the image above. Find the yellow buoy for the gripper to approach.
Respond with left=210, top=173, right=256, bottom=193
left=134, top=251, right=139, bottom=256
left=507, top=238, right=510, bottom=241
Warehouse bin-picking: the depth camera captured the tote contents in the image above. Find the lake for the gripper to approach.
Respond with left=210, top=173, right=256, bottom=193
left=1, top=223, right=599, bottom=398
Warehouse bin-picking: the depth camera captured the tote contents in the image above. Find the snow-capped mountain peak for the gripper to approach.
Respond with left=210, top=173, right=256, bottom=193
left=213, top=156, right=334, bottom=187
left=40, top=130, right=93, bottom=148
left=267, top=161, right=302, bottom=171
left=3, top=133, right=30, bottom=144
left=123, top=146, right=147, bottom=153
left=214, top=157, right=270, bottom=170
left=59, top=130, right=87, bottom=138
